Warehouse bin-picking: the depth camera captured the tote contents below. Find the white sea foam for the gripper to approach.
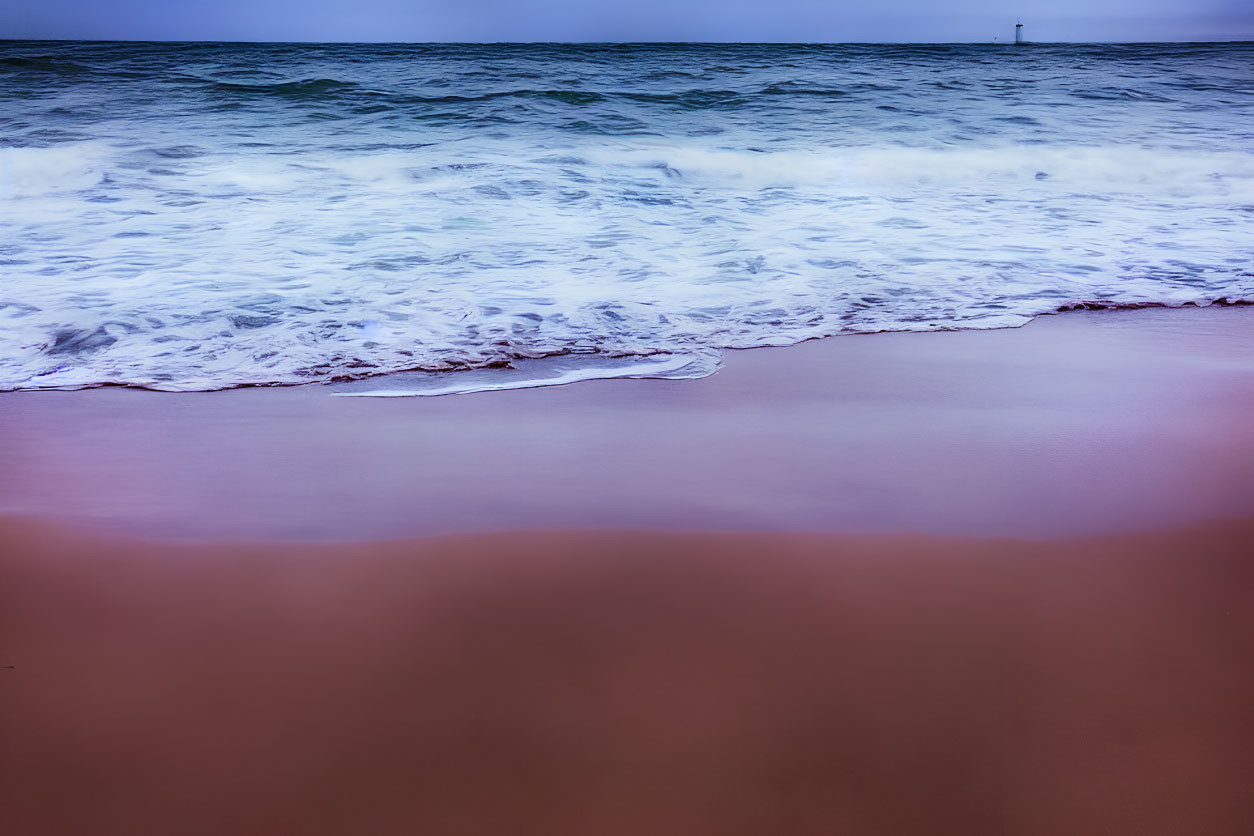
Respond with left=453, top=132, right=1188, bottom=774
left=331, top=351, right=721, bottom=397
left=585, top=144, right=1254, bottom=194
left=2, top=140, right=1250, bottom=392
left=0, top=144, right=107, bottom=198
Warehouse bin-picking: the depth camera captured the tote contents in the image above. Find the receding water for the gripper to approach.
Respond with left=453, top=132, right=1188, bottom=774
left=1, top=42, right=1252, bottom=392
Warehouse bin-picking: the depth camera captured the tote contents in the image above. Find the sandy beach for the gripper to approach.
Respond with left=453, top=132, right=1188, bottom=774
left=3, top=520, right=1253, bottom=835
left=2, top=306, right=1254, bottom=834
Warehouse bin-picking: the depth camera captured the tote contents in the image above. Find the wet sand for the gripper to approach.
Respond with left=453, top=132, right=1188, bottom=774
left=2, top=520, right=1253, bottom=835
left=1, top=306, right=1253, bottom=540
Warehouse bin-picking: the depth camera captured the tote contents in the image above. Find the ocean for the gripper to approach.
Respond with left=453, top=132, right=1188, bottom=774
left=1, top=41, right=1251, bottom=394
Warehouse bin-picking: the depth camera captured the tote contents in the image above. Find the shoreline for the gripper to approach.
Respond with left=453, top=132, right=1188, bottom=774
left=9, top=300, right=1253, bottom=398
left=2, top=304, right=1254, bottom=538
left=2, top=305, right=1252, bottom=541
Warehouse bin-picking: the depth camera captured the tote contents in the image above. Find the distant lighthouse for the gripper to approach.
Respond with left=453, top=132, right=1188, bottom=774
left=1015, top=20, right=1026, bottom=45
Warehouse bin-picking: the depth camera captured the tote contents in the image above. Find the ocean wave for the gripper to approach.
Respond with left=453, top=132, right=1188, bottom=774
left=2, top=138, right=1251, bottom=392
left=204, top=82, right=764, bottom=110
left=1, top=42, right=1252, bottom=393
left=208, top=77, right=362, bottom=98
left=0, top=55, right=90, bottom=74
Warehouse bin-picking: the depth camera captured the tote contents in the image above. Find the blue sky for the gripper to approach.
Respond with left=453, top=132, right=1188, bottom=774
left=3, top=0, right=1252, bottom=42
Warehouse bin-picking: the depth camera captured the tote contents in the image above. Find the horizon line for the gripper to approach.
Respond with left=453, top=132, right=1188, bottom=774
left=3, top=38, right=1253, bottom=46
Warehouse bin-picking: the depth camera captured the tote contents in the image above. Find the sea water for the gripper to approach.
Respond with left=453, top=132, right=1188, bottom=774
left=1, top=42, right=1251, bottom=393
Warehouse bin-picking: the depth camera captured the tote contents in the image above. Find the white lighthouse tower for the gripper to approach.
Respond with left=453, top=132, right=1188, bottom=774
left=1015, top=19, right=1025, bottom=45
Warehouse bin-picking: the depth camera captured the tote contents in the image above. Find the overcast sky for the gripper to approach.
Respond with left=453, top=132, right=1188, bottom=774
left=3, top=0, right=1252, bottom=43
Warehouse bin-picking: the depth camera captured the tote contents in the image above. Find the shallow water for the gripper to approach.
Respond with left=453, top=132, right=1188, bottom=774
left=1, top=42, right=1252, bottom=393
